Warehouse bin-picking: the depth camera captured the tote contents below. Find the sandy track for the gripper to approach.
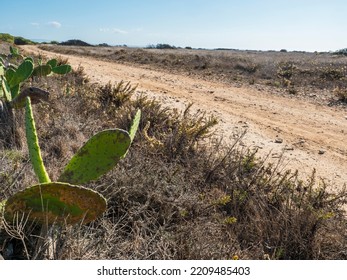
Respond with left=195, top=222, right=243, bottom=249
left=22, top=45, right=347, bottom=190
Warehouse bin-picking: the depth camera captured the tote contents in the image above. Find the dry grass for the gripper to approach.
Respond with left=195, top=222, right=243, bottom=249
left=0, top=55, right=346, bottom=260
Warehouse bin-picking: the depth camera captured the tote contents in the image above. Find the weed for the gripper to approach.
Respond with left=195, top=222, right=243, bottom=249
left=98, top=80, right=136, bottom=109
left=277, top=61, right=296, bottom=80
left=234, top=60, right=259, bottom=74
left=333, top=86, right=347, bottom=102
left=319, top=66, right=344, bottom=81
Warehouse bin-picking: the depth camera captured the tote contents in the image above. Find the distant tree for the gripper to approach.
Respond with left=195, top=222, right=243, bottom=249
left=156, top=43, right=176, bottom=49
left=98, top=43, right=111, bottom=47
left=146, top=44, right=156, bottom=49
left=14, top=36, right=35, bottom=45
left=334, top=48, right=347, bottom=56
left=59, top=39, right=92, bottom=46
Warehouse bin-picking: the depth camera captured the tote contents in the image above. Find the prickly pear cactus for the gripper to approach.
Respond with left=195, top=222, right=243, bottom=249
left=59, top=129, right=131, bottom=185
left=25, top=97, right=51, bottom=183
left=4, top=182, right=107, bottom=225
left=31, top=59, right=71, bottom=77
left=5, top=60, right=34, bottom=99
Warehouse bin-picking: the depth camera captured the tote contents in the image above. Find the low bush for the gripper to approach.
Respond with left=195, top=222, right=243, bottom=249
left=333, top=87, right=347, bottom=102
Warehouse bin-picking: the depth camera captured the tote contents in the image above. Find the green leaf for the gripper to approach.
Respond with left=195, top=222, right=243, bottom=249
left=52, top=64, right=72, bottom=75
left=32, top=64, right=52, bottom=77
left=59, top=129, right=131, bottom=185
left=3, top=182, right=107, bottom=225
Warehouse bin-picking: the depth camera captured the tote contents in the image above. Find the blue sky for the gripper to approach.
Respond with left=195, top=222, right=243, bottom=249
left=1, top=0, right=347, bottom=51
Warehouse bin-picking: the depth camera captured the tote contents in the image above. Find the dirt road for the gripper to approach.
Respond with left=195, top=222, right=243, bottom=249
left=22, top=45, right=347, bottom=190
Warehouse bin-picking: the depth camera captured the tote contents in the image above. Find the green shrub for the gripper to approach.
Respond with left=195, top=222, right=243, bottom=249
left=59, top=39, right=92, bottom=46
left=0, top=33, right=14, bottom=44
left=14, top=37, right=35, bottom=45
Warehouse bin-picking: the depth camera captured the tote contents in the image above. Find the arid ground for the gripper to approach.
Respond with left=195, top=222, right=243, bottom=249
left=22, top=45, right=347, bottom=191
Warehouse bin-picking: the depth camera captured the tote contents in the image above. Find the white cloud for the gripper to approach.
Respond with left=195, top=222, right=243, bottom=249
left=31, top=22, right=40, bottom=27
left=132, top=27, right=143, bottom=32
left=112, top=28, right=127, bottom=34
left=47, top=21, right=62, bottom=28
left=99, top=28, right=110, bottom=32
left=99, top=27, right=128, bottom=34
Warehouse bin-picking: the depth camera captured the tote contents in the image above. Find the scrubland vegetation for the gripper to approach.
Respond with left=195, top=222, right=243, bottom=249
left=39, top=44, right=347, bottom=106
left=0, top=41, right=346, bottom=260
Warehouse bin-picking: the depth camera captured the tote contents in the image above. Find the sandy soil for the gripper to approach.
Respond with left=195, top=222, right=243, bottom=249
left=22, top=45, right=347, bottom=191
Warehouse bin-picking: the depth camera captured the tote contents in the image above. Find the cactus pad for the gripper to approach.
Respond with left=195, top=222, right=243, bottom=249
left=32, top=65, right=52, bottom=77
left=129, top=109, right=141, bottom=142
left=1, top=78, right=11, bottom=101
left=46, top=59, right=58, bottom=68
left=52, top=64, right=72, bottom=75
left=8, top=60, right=34, bottom=90
left=59, top=129, right=131, bottom=185
left=4, top=182, right=107, bottom=225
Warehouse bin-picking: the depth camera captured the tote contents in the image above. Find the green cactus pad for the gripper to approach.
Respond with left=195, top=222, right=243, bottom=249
left=46, top=59, right=58, bottom=68
left=59, top=129, right=131, bottom=185
left=129, top=109, right=141, bottom=142
left=8, top=60, right=34, bottom=89
left=5, top=68, right=15, bottom=84
left=1, top=78, right=11, bottom=101
left=4, top=182, right=107, bottom=225
left=32, top=65, right=52, bottom=77
left=25, top=57, right=34, bottom=63
left=52, top=64, right=72, bottom=75
left=25, top=97, right=51, bottom=183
